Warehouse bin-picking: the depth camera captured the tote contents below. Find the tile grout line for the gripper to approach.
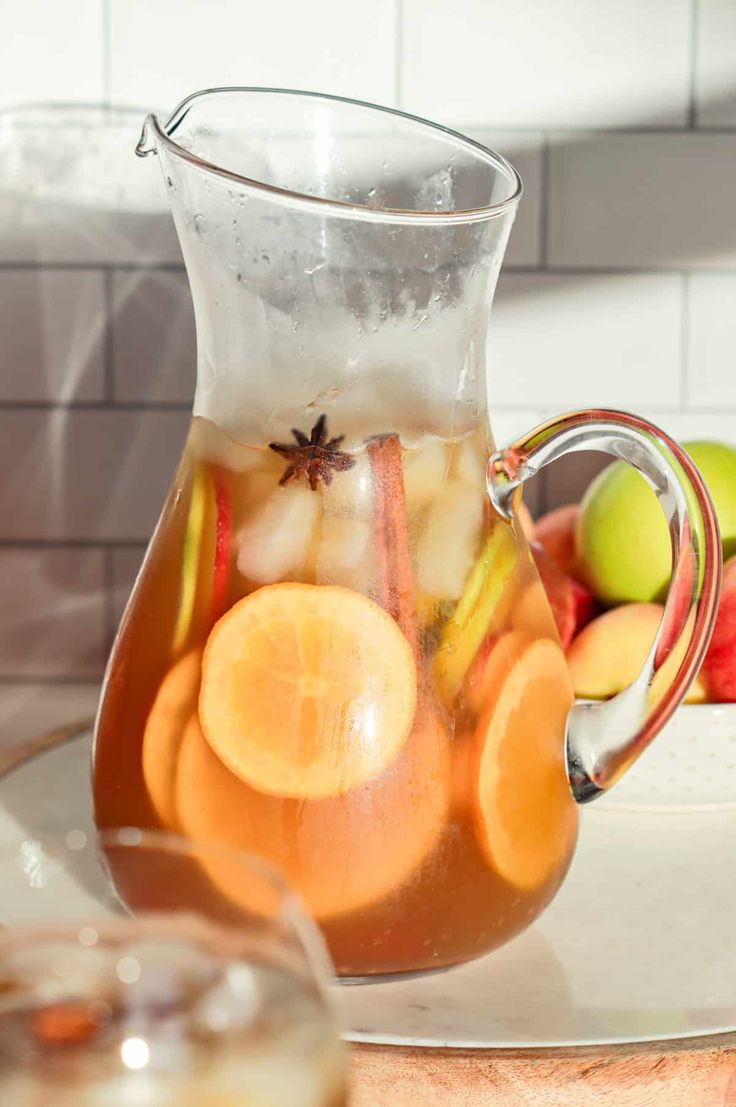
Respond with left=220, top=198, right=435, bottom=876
left=0, top=400, right=190, bottom=411
left=393, top=0, right=403, bottom=109
left=10, top=260, right=736, bottom=275
left=102, top=545, right=118, bottom=655
left=103, top=268, right=115, bottom=403
left=499, top=264, right=736, bottom=276
left=0, top=539, right=149, bottom=551
left=0, top=262, right=187, bottom=273
left=2, top=396, right=730, bottom=416
left=0, top=263, right=187, bottom=273
left=687, top=0, right=700, bottom=129
left=538, top=133, right=551, bottom=268
left=10, top=261, right=736, bottom=278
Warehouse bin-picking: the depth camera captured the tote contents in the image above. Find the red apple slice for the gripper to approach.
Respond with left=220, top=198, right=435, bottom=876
left=701, top=555, right=736, bottom=702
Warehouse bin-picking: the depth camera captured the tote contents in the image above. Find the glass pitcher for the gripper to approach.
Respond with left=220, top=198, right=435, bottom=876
left=93, top=88, right=721, bottom=979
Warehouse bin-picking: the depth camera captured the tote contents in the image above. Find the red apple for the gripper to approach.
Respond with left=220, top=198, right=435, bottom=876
left=530, top=541, right=595, bottom=650
left=534, top=503, right=580, bottom=579
left=701, top=555, right=736, bottom=702
left=570, top=576, right=597, bottom=635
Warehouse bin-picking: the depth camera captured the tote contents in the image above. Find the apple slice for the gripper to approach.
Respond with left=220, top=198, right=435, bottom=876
left=210, top=468, right=231, bottom=623
left=434, top=522, right=517, bottom=706
left=172, top=463, right=208, bottom=654
left=416, top=480, right=484, bottom=603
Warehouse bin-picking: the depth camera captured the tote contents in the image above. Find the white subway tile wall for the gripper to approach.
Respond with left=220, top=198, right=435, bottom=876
left=547, top=132, right=736, bottom=269
left=0, top=549, right=106, bottom=678
left=686, top=273, right=736, bottom=408
left=0, top=271, right=106, bottom=402
left=489, top=272, right=683, bottom=409
left=695, top=0, right=736, bottom=127
left=110, top=547, right=147, bottom=627
left=111, top=270, right=196, bottom=404
left=0, top=0, right=735, bottom=698
left=0, top=410, right=188, bottom=542
left=107, top=0, right=397, bottom=108
left=0, top=0, right=104, bottom=108
left=402, top=0, right=693, bottom=129
left=0, top=683, right=99, bottom=752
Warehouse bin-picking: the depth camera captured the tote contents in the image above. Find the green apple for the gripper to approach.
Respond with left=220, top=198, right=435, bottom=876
left=577, top=440, right=736, bottom=606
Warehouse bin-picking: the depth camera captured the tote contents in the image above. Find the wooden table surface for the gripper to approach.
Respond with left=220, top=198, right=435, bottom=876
left=350, top=1035, right=736, bottom=1106
left=3, top=724, right=736, bottom=1106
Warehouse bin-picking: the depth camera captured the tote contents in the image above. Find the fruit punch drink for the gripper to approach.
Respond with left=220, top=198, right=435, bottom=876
left=94, top=415, right=578, bottom=976
left=95, top=87, right=720, bottom=982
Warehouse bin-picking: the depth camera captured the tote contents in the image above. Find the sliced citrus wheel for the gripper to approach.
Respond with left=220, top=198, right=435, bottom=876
left=199, top=582, right=417, bottom=800
left=142, top=649, right=202, bottom=828
left=474, top=638, right=577, bottom=890
left=176, top=707, right=449, bottom=919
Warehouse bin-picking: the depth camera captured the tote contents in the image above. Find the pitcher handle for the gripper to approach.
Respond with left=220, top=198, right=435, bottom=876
left=487, top=409, right=722, bottom=804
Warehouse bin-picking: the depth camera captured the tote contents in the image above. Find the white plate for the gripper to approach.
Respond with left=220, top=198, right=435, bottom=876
left=1, top=705, right=735, bottom=1050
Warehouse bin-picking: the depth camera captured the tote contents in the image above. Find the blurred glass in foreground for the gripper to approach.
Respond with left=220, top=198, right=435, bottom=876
left=0, top=829, right=347, bottom=1106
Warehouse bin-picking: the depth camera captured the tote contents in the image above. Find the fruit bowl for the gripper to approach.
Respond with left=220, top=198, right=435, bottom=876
left=595, top=701, right=736, bottom=813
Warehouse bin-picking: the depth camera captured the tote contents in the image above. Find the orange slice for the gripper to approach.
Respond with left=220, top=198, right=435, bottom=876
left=199, top=582, right=417, bottom=800
left=176, top=708, right=449, bottom=920
left=142, top=649, right=202, bottom=828
left=474, top=638, right=577, bottom=890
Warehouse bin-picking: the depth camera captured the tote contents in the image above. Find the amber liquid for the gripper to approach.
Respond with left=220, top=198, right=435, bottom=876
left=94, top=417, right=578, bottom=977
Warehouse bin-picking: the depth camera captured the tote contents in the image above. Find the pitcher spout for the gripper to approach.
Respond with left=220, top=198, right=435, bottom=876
left=136, top=113, right=158, bottom=158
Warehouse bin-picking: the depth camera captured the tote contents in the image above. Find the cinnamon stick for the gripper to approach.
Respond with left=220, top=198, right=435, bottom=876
left=367, top=434, right=419, bottom=659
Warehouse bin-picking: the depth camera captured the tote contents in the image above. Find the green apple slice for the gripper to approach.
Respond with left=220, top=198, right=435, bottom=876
left=172, top=463, right=208, bottom=654
left=434, top=521, right=517, bottom=706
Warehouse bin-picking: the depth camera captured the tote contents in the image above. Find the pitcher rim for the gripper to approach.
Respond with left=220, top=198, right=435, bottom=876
left=139, top=86, right=523, bottom=225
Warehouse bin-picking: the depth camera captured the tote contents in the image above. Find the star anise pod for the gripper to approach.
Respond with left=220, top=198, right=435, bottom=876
left=269, top=414, right=356, bottom=491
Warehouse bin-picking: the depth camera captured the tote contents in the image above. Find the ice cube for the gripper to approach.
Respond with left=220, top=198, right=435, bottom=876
left=316, top=516, right=370, bottom=588
left=402, top=439, right=448, bottom=508
left=319, top=451, right=373, bottom=520
left=452, top=438, right=486, bottom=490
left=236, top=484, right=319, bottom=584
left=416, top=481, right=483, bottom=601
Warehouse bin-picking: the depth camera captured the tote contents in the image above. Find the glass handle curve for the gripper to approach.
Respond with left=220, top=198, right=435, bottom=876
left=487, top=409, right=722, bottom=804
